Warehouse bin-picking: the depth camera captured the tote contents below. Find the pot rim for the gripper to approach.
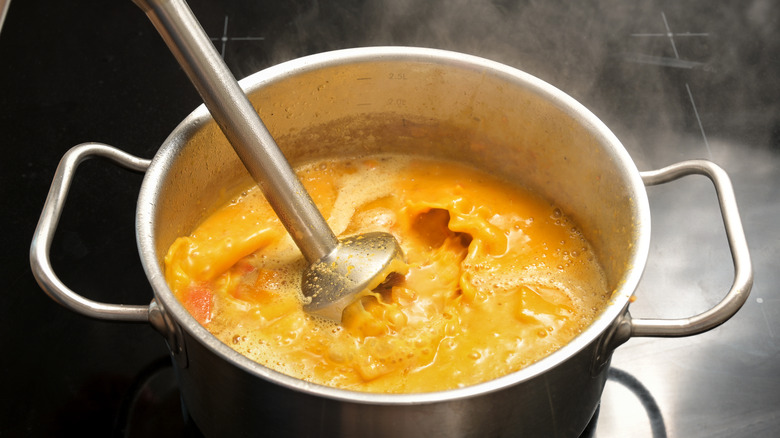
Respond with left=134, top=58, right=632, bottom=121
left=136, top=46, right=650, bottom=404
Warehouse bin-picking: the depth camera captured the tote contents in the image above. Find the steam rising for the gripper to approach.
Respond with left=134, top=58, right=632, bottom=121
left=214, top=0, right=779, bottom=163
left=246, top=0, right=643, bottom=89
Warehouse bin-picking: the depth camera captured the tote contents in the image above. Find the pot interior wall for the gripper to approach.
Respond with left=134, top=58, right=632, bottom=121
left=150, top=54, right=640, bottom=295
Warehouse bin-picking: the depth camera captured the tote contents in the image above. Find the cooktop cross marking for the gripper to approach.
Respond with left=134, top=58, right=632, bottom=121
left=685, top=83, right=711, bottom=158
left=631, top=11, right=712, bottom=159
left=210, top=15, right=265, bottom=59
left=631, top=11, right=710, bottom=60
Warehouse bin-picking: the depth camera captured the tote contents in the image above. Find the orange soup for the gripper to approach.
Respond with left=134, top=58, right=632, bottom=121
left=164, top=155, right=609, bottom=392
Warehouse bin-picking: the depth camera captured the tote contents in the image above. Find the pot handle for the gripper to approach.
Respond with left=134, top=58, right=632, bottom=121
left=30, top=143, right=152, bottom=322
left=629, top=159, right=753, bottom=337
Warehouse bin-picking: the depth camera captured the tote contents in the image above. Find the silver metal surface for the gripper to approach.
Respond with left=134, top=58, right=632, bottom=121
left=134, top=0, right=404, bottom=319
left=630, top=160, right=753, bottom=338
left=301, top=232, right=405, bottom=321
left=0, top=0, right=11, bottom=36
left=29, top=143, right=151, bottom=322
left=132, top=47, right=736, bottom=437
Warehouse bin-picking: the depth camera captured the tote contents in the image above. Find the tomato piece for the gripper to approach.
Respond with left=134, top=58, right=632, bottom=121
left=183, top=284, right=213, bottom=325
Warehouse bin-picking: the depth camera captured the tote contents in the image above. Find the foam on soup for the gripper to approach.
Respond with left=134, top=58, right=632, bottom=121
left=164, top=155, right=610, bottom=392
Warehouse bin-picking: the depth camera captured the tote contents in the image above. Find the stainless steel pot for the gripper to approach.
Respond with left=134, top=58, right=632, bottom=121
left=31, top=47, right=752, bottom=437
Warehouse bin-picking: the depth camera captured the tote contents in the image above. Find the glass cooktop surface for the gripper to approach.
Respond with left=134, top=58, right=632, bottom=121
left=1, top=0, right=778, bottom=436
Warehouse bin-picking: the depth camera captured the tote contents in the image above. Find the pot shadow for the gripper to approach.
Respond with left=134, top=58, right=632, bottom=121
left=604, top=367, right=668, bottom=438
left=112, top=356, right=202, bottom=438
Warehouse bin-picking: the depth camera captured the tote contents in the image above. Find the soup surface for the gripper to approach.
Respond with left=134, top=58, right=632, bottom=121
left=164, top=155, right=609, bottom=392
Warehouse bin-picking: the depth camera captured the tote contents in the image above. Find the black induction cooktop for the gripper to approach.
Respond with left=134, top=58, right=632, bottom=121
left=2, top=0, right=778, bottom=436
